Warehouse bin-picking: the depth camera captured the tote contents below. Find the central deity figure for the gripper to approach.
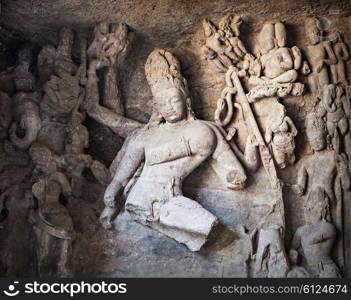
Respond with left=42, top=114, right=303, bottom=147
left=100, top=49, right=247, bottom=251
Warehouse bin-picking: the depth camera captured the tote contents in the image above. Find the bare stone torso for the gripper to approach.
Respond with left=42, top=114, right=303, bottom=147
left=126, top=120, right=216, bottom=214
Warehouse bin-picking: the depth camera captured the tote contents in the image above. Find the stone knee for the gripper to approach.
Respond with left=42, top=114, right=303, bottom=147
left=159, top=196, right=218, bottom=236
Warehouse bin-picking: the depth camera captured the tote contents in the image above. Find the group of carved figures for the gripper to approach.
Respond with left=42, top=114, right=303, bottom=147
left=0, top=23, right=132, bottom=276
left=0, top=15, right=350, bottom=278
left=203, top=15, right=351, bottom=277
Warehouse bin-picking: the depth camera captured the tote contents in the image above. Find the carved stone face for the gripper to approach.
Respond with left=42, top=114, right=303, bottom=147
left=96, top=22, right=109, bottom=35
left=306, top=128, right=326, bottom=151
left=306, top=26, right=320, bottom=45
left=154, top=87, right=186, bottom=123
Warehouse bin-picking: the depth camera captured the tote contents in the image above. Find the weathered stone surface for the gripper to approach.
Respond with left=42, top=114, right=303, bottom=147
left=0, top=0, right=350, bottom=278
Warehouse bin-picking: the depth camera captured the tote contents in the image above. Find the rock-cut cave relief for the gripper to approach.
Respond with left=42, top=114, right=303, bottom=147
left=0, top=0, right=350, bottom=278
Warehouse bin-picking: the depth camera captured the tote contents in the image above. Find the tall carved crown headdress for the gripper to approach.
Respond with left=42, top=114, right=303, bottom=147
left=145, top=49, right=195, bottom=123
left=145, top=49, right=189, bottom=96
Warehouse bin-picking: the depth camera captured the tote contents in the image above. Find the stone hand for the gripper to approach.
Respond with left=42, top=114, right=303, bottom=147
left=103, top=183, right=121, bottom=207
left=289, top=184, right=304, bottom=196
left=104, top=192, right=116, bottom=208
left=226, top=170, right=246, bottom=190
left=301, top=61, right=310, bottom=75
left=99, top=206, right=117, bottom=230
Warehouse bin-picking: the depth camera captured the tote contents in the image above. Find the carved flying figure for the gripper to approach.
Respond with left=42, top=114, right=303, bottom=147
left=202, top=19, right=234, bottom=72
left=100, top=49, right=247, bottom=251
left=331, top=32, right=349, bottom=85
left=218, top=16, right=248, bottom=62
left=321, top=84, right=349, bottom=150
left=304, top=17, right=337, bottom=99
left=202, top=15, right=253, bottom=74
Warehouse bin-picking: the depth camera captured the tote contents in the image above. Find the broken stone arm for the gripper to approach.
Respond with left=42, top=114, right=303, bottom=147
left=100, top=132, right=144, bottom=229
left=291, top=46, right=302, bottom=70
left=84, top=60, right=143, bottom=138
left=104, top=131, right=145, bottom=208
left=201, top=45, right=227, bottom=72
left=323, top=42, right=337, bottom=66
left=286, top=116, right=298, bottom=137
left=339, top=42, right=350, bottom=61
left=278, top=48, right=294, bottom=70
left=292, top=165, right=307, bottom=196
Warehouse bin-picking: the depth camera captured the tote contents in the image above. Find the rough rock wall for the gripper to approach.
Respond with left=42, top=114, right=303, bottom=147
left=0, top=0, right=350, bottom=277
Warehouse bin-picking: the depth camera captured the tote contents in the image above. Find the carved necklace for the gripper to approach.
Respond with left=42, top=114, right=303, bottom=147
left=161, top=119, right=189, bottom=132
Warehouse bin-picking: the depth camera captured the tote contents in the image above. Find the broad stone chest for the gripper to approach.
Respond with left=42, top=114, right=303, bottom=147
left=0, top=0, right=350, bottom=278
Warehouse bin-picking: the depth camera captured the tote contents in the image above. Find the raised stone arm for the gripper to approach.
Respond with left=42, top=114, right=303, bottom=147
left=84, top=60, right=143, bottom=138
left=286, top=116, right=298, bottom=137
left=338, top=41, right=350, bottom=62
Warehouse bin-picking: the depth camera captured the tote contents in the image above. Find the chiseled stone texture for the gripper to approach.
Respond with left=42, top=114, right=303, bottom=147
left=0, top=0, right=351, bottom=277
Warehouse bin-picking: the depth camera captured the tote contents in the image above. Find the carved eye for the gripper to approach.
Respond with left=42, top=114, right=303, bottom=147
left=170, top=97, right=180, bottom=104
